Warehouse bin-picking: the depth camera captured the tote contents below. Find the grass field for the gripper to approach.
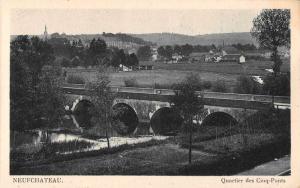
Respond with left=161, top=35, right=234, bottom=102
left=64, top=59, right=290, bottom=92
left=65, top=69, right=239, bottom=91
left=140, top=59, right=290, bottom=75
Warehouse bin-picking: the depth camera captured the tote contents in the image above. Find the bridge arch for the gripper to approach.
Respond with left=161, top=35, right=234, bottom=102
left=72, top=99, right=94, bottom=129
left=112, top=103, right=139, bottom=135
left=201, top=112, right=238, bottom=127
left=150, top=107, right=183, bottom=135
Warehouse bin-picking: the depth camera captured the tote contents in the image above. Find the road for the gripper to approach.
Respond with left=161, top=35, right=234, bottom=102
left=236, top=155, right=290, bottom=176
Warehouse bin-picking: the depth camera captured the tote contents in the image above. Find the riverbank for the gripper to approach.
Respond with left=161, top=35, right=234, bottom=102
left=11, top=108, right=290, bottom=175
left=11, top=132, right=289, bottom=175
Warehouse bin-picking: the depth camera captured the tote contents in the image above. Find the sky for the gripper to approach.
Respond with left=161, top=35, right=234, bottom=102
left=11, top=9, right=261, bottom=36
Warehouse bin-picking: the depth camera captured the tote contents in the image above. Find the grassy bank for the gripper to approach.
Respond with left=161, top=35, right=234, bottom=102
left=11, top=109, right=290, bottom=175
left=11, top=135, right=289, bottom=175
left=177, top=137, right=290, bottom=175
left=10, top=137, right=169, bottom=174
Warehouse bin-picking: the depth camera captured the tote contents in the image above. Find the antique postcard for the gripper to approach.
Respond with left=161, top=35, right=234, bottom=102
left=0, top=0, right=300, bottom=187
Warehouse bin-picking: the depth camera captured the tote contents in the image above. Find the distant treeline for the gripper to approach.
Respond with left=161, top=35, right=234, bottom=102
left=157, top=43, right=258, bottom=59
left=102, top=32, right=153, bottom=46
left=56, top=38, right=139, bottom=68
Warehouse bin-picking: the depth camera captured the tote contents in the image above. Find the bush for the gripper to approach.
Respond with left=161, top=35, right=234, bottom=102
left=262, top=73, right=290, bottom=96
left=202, top=81, right=212, bottom=90
left=61, top=58, right=71, bottom=67
left=235, top=75, right=262, bottom=94
left=212, top=80, right=227, bottom=92
left=153, top=83, right=173, bottom=89
left=124, top=77, right=138, bottom=87
left=243, top=108, right=290, bottom=136
left=67, top=75, right=85, bottom=84
left=181, top=72, right=202, bottom=90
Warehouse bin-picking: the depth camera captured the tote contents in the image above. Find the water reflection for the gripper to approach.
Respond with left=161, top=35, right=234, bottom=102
left=10, top=109, right=155, bottom=155
left=10, top=129, right=167, bottom=155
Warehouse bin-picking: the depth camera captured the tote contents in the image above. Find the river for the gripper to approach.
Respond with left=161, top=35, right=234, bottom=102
left=10, top=114, right=166, bottom=155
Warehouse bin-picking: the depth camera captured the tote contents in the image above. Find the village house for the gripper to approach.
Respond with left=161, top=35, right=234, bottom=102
left=221, top=46, right=240, bottom=56
left=151, top=47, right=158, bottom=61
left=221, top=46, right=246, bottom=63
left=119, top=61, right=154, bottom=72
left=127, top=48, right=138, bottom=55
left=204, top=54, right=222, bottom=63
left=119, top=64, right=133, bottom=72
left=171, top=53, right=183, bottom=63
left=222, top=54, right=246, bottom=63
left=189, top=52, right=206, bottom=62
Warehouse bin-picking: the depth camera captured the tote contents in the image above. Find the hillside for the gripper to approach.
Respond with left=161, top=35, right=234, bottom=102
left=11, top=33, right=152, bottom=46
left=131, top=32, right=257, bottom=46
left=11, top=32, right=257, bottom=47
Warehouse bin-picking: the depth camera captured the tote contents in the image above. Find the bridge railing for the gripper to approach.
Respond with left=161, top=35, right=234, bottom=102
left=62, top=85, right=290, bottom=105
left=109, top=86, right=290, bottom=104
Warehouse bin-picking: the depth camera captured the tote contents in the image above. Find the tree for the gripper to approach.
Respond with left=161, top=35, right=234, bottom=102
left=262, top=73, right=290, bottom=96
left=235, top=75, right=262, bottom=94
left=88, top=38, right=107, bottom=66
left=173, top=45, right=182, bottom=55
left=251, top=9, right=290, bottom=105
left=157, top=46, right=166, bottom=59
left=164, top=45, right=173, bottom=60
left=127, top=53, right=139, bottom=66
left=137, top=45, right=151, bottom=61
left=181, top=44, right=193, bottom=56
left=157, top=46, right=173, bottom=60
left=10, top=35, right=65, bottom=130
left=171, top=74, right=204, bottom=164
left=89, top=38, right=107, bottom=56
left=87, top=65, right=115, bottom=149
left=38, top=63, right=66, bottom=126
left=251, top=9, right=290, bottom=75
left=110, top=49, right=127, bottom=68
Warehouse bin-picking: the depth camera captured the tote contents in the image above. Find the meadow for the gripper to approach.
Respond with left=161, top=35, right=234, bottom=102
left=64, top=59, right=290, bottom=92
left=139, top=59, right=290, bottom=75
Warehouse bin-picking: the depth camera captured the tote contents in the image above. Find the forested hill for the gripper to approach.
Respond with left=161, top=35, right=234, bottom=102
left=11, top=33, right=153, bottom=46
left=11, top=32, right=256, bottom=46
left=131, top=32, right=257, bottom=46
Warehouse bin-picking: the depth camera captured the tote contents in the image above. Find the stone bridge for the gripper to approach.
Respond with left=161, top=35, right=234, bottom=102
left=63, top=85, right=290, bottom=135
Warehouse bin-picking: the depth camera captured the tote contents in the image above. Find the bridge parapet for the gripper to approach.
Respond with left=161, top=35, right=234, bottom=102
left=62, top=85, right=289, bottom=103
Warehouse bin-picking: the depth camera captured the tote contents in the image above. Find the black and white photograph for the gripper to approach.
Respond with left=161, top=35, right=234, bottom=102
left=4, top=1, right=295, bottom=179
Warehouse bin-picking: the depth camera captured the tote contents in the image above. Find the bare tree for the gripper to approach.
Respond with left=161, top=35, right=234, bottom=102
left=87, top=65, right=115, bottom=149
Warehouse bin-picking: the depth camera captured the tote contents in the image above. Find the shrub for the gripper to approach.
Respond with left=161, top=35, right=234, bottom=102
left=212, top=80, right=227, bottom=92
left=180, top=72, right=202, bottom=91
left=242, top=108, right=290, bottom=136
left=61, top=58, right=71, bottom=67
left=124, top=77, right=138, bottom=87
left=66, top=75, right=85, bottom=84
left=262, top=73, right=290, bottom=96
left=153, top=83, right=173, bottom=89
left=202, top=81, right=212, bottom=90
left=235, top=75, right=262, bottom=94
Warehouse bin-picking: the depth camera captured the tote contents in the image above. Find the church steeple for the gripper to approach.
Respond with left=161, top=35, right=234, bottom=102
left=43, top=25, right=48, bottom=40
